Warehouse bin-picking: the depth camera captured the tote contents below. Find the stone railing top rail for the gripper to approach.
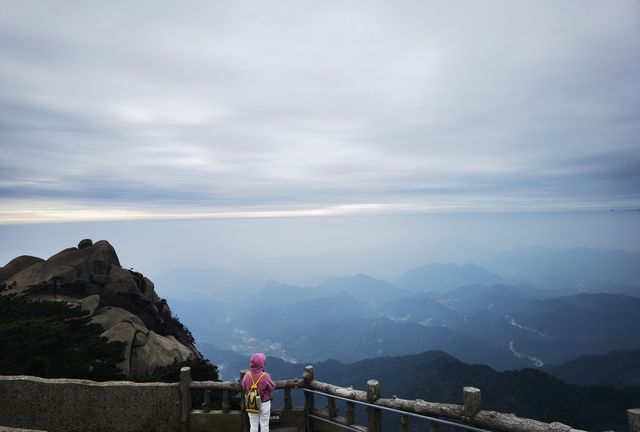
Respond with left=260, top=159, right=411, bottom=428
left=0, top=375, right=176, bottom=387
left=191, top=378, right=305, bottom=391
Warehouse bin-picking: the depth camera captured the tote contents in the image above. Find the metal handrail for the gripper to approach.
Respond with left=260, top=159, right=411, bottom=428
left=306, top=413, right=364, bottom=432
left=304, top=388, right=493, bottom=432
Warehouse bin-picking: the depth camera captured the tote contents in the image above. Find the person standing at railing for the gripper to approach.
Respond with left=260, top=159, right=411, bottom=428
left=242, top=352, right=277, bottom=432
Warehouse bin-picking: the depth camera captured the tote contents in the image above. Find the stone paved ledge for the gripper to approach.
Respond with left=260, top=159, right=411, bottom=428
left=0, top=427, right=48, bottom=432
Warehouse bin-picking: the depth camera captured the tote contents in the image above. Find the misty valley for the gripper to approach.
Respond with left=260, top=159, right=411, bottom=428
left=161, top=247, right=640, bottom=377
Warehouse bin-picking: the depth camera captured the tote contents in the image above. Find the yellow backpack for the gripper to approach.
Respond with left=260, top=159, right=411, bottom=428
left=245, top=372, right=265, bottom=413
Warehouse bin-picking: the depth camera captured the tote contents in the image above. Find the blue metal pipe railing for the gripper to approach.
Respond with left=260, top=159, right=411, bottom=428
left=303, top=388, right=493, bottom=432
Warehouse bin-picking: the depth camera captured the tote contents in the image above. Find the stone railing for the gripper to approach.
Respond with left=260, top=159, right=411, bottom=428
left=0, top=375, right=181, bottom=432
left=180, top=366, right=640, bottom=432
left=1, top=371, right=639, bottom=432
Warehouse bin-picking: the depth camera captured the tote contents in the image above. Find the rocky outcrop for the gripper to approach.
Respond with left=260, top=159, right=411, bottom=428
left=0, top=256, right=44, bottom=284
left=0, top=239, right=200, bottom=378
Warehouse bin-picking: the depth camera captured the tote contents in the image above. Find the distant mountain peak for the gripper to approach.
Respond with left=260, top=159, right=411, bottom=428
left=398, top=262, right=505, bottom=293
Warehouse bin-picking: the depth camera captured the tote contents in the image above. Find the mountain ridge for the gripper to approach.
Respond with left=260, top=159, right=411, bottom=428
left=398, top=262, right=505, bottom=292
left=545, top=348, right=640, bottom=388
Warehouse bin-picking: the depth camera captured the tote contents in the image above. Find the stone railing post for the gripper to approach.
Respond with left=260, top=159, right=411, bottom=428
left=304, top=365, right=315, bottom=432
left=203, top=390, right=211, bottom=413
left=367, top=379, right=381, bottom=432
left=327, top=396, right=337, bottom=418
left=240, top=369, right=249, bottom=432
left=180, top=366, right=192, bottom=432
left=400, top=414, right=409, bottom=432
left=284, top=387, right=293, bottom=410
left=463, top=387, right=481, bottom=423
left=222, top=390, right=231, bottom=414
left=629, top=409, right=640, bottom=432
left=346, top=401, right=355, bottom=425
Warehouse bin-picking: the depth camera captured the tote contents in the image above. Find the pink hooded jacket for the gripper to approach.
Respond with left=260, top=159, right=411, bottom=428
left=241, top=353, right=276, bottom=402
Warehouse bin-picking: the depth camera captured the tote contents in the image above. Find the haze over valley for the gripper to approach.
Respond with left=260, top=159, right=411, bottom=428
left=151, top=239, right=640, bottom=377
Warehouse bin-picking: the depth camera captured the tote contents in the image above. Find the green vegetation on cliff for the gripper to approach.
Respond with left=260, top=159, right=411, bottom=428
left=0, top=294, right=219, bottom=386
left=0, top=295, right=126, bottom=381
left=146, top=357, right=218, bottom=383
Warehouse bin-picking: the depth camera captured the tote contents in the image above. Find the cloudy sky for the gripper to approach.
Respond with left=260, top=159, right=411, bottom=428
left=1, top=1, right=639, bottom=224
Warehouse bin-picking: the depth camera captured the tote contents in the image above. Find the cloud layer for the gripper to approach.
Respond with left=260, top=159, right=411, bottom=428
left=1, top=1, right=639, bottom=222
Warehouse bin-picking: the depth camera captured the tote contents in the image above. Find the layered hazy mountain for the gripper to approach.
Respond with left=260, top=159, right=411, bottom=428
left=161, top=246, right=640, bottom=375
left=396, top=262, right=506, bottom=292
left=482, top=246, right=640, bottom=295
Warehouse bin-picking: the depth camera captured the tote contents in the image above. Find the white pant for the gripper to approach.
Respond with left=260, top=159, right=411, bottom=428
left=248, top=400, right=271, bottom=432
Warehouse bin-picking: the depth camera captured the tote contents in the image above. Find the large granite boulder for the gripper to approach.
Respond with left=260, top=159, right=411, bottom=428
left=2, top=240, right=121, bottom=295
left=0, top=239, right=200, bottom=378
left=0, top=256, right=44, bottom=285
left=92, top=306, right=194, bottom=376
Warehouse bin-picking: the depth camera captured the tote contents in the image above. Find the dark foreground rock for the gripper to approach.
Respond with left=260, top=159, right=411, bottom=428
left=0, top=239, right=199, bottom=378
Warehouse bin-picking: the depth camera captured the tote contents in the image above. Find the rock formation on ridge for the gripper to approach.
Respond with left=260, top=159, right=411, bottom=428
left=0, top=239, right=199, bottom=378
